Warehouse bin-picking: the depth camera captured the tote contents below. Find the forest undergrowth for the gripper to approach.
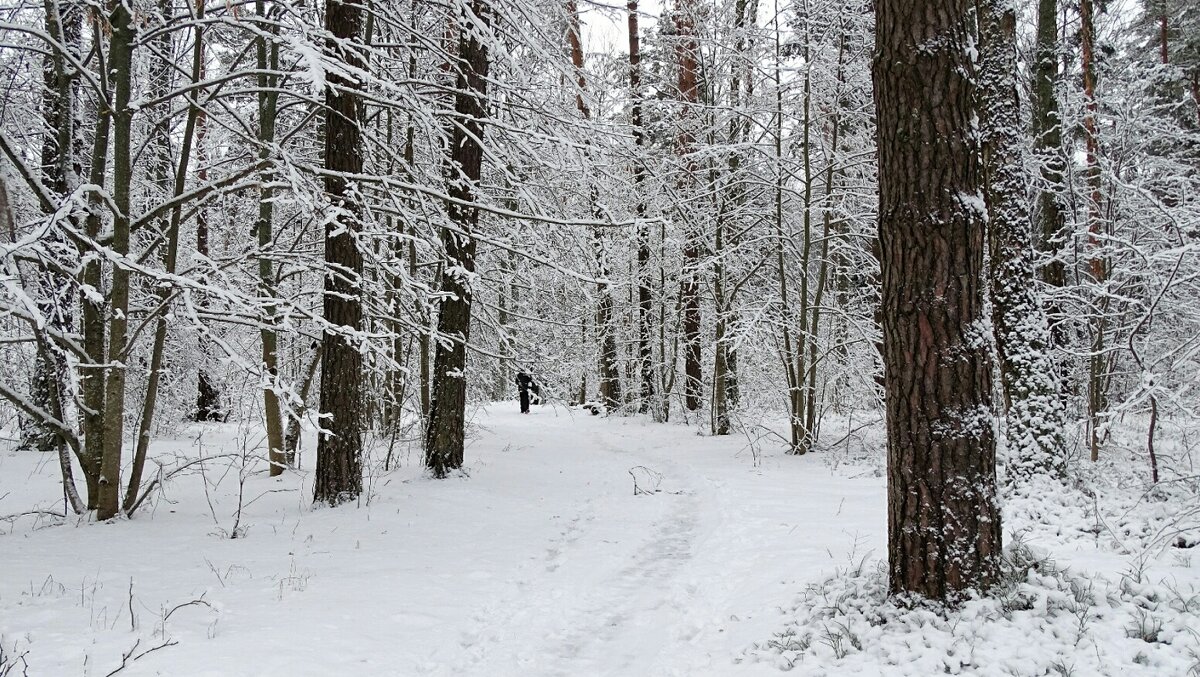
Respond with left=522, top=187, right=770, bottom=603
left=749, top=420, right=1200, bottom=676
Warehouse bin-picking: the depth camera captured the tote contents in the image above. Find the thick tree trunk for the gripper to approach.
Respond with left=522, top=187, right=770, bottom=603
left=976, top=0, right=1068, bottom=482
left=314, top=0, right=365, bottom=505
left=873, top=0, right=1001, bottom=599
left=426, top=0, right=490, bottom=478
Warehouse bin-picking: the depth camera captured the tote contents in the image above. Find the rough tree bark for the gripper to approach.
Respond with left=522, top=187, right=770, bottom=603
left=426, top=0, right=491, bottom=477
left=1080, top=0, right=1108, bottom=463
left=674, top=0, right=703, bottom=412
left=1031, top=0, right=1068, bottom=321
left=872, top=0, right=1002, bottom=599
left=314, top=0, right=365, bottom=505
left=628, top=0, right=656, bottom=417
left=976, top=0, right=1068, bottom=482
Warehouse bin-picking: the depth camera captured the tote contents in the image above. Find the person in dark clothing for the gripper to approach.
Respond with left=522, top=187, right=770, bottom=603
left=516, top=370, right=534, bottom=414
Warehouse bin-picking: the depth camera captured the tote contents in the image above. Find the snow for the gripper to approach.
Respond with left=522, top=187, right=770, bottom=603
left=2, top=407, right=1197, bottom=675
left=0, top=405, right=885, bottom=676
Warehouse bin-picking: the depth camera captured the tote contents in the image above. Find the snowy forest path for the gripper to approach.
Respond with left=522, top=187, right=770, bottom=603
left=0, top=404, right=886, bottom=677
left=449, top=406, right=715, bottom=675
left=438, top=405, right=885, bottom=676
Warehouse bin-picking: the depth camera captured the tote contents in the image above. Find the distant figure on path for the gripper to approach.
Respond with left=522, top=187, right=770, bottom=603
left=516, top=369, right=535, bottom=414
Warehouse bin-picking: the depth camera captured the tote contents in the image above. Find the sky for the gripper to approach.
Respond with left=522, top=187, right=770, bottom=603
left=582, top=0, right=664, bottom=55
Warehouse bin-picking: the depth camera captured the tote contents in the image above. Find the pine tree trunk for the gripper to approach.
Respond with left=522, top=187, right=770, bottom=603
left=314, top=0, right=365, bottom=505
left=1080, top=0, right=1108, bottom=463
left=628, top=0, right=656, bottom=417
left=674, top=0, right=703, bottom=413
left=873, top=0, right=1001, bottom=599
left=976, top=0, right=1068, bottom=481
left=426, top=0, right=491, bottom=477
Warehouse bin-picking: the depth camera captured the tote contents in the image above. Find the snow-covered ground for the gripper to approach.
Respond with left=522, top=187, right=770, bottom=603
left=1, top=405, right=1196, bottom=676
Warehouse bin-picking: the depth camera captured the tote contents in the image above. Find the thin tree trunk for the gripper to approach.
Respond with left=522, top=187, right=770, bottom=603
left=770, top=8, right=803, bottom=453
left=284, top=343, right=323, bottom=460
left=97, top=0, right=137, bottom=520
left=78, top=11, right=113, bottom=511
left=674, top=0, right=703, bottom=412
left=873, top=0, right=1001, bottom=600
left=193, top=51, right=222, bottom=422
left=710, top=0, right=755, bottom=437
left=426, top=0, right=491, bottom=477
left=1081, top=0, right=1108, bottom=463
left=126, top=0, right=205, bottom=513
left=255, top=0, right=287, bottom=476
left=567, top=1, right=620, bottom=412
left=22, top=0, right=78, bottom=455
left=1031, top=0, right=1068, bottom=333
left=628, top=0, right=656, bottom=417
left=803, top=68, right=839, bottom=443
left=314, top=0, right=365, bottom=505
left=794, top=14, right=817, bottom=453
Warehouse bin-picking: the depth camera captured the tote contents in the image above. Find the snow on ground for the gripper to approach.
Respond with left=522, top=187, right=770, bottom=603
left=1, top=404, right=886, bottom=676
left=744, top=428, right=1200, bottom=676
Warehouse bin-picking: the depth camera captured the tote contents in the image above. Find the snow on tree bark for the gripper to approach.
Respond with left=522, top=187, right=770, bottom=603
left=426, top=0, right=491, bottom=478
left=314, top=0, right=365, bottom=505
left=975, top=0, right=1068, bottom=481
left=872, top=0, right=1002, bottom=599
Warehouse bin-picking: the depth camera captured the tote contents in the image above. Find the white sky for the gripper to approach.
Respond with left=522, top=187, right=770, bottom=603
left=581, top=0, right=664, bottom=55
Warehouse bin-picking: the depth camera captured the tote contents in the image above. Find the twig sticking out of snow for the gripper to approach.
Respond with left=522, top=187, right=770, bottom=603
left=102, top=637, right=178, bottom=677
left=629, top=465, right=663, bottom=495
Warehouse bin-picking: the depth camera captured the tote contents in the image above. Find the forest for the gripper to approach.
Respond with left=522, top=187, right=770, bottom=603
left=1, top=0, right=1198, bottom=674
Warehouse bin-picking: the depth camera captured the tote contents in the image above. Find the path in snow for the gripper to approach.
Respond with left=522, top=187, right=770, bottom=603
left=0, top=405, right=887, bottom=676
